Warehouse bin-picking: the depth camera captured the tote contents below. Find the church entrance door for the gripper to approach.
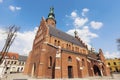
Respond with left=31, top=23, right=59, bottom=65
left=68, top=66, right=73, bottom=78
left=93, top=65, right=101, bottom=76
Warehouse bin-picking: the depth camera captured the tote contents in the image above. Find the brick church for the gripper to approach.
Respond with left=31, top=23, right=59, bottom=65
left=24, top=7, right=110, bottom=78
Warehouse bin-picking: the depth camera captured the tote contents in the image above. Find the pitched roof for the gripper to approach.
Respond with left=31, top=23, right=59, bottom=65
left=49, top=26, right=85, bottom=48
left=2, top=52, right=19, bottom=60
left=18, top=55, right=27, bottom=61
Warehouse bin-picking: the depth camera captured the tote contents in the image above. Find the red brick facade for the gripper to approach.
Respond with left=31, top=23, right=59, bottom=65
left=24, top=8, right=110, bottom=79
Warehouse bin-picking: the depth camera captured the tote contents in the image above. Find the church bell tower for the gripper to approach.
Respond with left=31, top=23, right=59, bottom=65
left=46, top=7, right=56, bottom=28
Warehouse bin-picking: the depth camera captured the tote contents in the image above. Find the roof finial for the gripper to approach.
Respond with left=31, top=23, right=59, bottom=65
left=74, top=27, right=78, bottom=38
left=74, top=30, right=77, bottom=37
left=50, top=7, right=54, bottom=13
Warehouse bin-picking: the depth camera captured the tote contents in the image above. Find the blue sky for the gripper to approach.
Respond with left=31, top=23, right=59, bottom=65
left=0, top=0, right=120, bottom=58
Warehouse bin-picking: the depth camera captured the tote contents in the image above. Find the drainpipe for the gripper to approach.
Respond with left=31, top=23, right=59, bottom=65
left=61, top=50, right=62, bottom=78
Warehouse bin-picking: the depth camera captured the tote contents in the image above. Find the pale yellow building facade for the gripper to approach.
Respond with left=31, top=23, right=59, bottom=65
left=106, top=58, right=120, bottom=72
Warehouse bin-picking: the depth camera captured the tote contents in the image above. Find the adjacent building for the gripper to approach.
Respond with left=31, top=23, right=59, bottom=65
left=24, top=7, right=110, bottom=79
left=106, top=58, right=120, bottom=72
left=0, top=52, right=27, bottom=75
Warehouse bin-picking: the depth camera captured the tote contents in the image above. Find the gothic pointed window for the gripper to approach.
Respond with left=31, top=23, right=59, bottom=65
left=54, top=40, right=57, bottom=46
left=82, top=59, right=85, bottom=66
left=68, top=56, right=72, bottom=62
left=48, top=56, right=52, bottom=68
left=69, top=45, right=71, bottom=50
left=66, top=44, right=68, bottom=49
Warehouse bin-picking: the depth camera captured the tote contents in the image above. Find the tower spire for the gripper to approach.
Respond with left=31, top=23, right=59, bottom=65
left=46, top=7, right=56, bottom=27
left=48, top=7, right=55, bottom=19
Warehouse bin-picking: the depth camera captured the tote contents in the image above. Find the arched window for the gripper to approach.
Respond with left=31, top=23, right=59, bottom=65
left=22, top=62, right=24, bottom=65
left=7, top=61, right=10, bottom=64
left=48, top=56, right=52, bottom=68
left=58, top=41, right=60, bottom=46
left=108, top=62, right=110, bottom=65
left=11, top=61, right=13, bottom=64
left=17, top=67, right=20, bottom=72
left=14, top=61, right=17, bottom=64
left=77, top=48, right=79, bottom=52
left=66, top=44, right=68, bottom=49
left=110, top=67, right=112, bottom=71
left=113, top=62, right=116, bottom=65
left=68, top=56, right=72, bottom=62
left=72, top=47, right=74, bottom=51
left=69, top=45, right=71, bottom=50
left=21, top=67, right=23, bottom=71
left=54, top=40, right=57, bottom=46
left=82, top=59, right=85, bottom=66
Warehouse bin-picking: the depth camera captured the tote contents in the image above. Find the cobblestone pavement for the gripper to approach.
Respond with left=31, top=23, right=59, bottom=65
left=0, top=73, right=120, bottom=80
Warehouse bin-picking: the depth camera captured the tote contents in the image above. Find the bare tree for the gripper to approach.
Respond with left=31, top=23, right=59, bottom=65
left=0, top=25, right=19, bottom=64
left=117, top=38, right=120, bottom=51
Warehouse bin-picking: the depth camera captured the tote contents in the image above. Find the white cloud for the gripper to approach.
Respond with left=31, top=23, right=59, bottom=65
left=70, top=11, right=88, bottom=28
left=82, top=8, right=89, bottom=16
left=74, top=17, right=88, bottom=28
left=9, top=5, right=15, bottom=12
left=9, top=5, right=21, bottom=12
left=0, top=27, right=37, bottom=55
left=16, top=7, right=21, bottom=10
left=104, top=51, right=120, bottom=59
left=90, top=21, right=103, bottom=30
left=71, top=11, right=77, bottom=18
left=0, top=0, right=3, bottom=3
left=66, top=8, right=104, bottom=50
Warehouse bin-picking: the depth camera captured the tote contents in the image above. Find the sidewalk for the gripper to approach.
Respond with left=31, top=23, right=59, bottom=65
left=0, top=73, right=120, bottom=80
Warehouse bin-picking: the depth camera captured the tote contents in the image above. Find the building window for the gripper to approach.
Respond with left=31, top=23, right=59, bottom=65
left=7, top=61, right=10, bottom=64
left=66, top=44, right=68, bottom=49
left=69, top=45, right=71, bottom=50
left=75, top=47, right=77, bottom=51
left=14, top=61, right=17, bottom=64
left=77, top=47, right=79, bottom=52
left=72, top=47, right=74, bottom=51
left=17, top=67, right=20, bottom=72
left=108, top=62, right=110, bottom=65
left=83, top=50, right=86, bottom=54
left=110, top=67, right=112, bottom=71
left=13, top=57, right=16, bottom=59
left=21, top=67, right=23, bottom=71
left=54, top=40, right=57, bottom=46
left=62, top=43, right=64, bottom=48
left=48, top=56, right=52, bottom=68
left=82, top=59, right=85, bottom=66
left=114, top=62, right=116, bottom=65
left=11, top=61, right=13, bottom=64
left=58, top=41, right=60, bottom=46
left=4, top=61, right=6, bottom=65
left=22, top=62, right=24, bottom=65
left=19, top=62, right=21, bottom=65
left=68, top=56, right=72, bottom=62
